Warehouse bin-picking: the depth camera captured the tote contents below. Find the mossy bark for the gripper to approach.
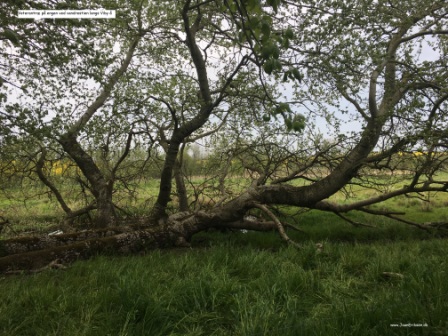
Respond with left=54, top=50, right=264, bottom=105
left=0, top=228, right=182, bottom=273
left=0, top=226, right=138, bottom=257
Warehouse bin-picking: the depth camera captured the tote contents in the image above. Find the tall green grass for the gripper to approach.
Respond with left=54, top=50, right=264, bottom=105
left=1, top=234, right=447, bottom=336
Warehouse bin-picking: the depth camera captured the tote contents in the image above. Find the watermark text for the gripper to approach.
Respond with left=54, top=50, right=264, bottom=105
left=18, top=10, right=115, bottom=19
left=390, top=323, right=428, bottom=328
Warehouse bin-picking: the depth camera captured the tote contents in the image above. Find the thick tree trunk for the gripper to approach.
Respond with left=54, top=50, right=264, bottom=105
left=0, top=226, right=134, bottom=257
left=174, top=158, right=189, bottom=211
left=150, top=142, right=181, bottom=221
left=51, top=36, right=141, bottom=227
left=59, top=135, right=114, bottom=227
left=0, top=227, right=183, bottom=273
left=149, top=5, right=218, bottom=221
left=95, top=181, right=115, bottom=227
left=0, top=202, right=286, bottom=273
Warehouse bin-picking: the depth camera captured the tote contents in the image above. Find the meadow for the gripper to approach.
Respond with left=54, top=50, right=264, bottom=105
left=0, top=175, right=448, bottom=335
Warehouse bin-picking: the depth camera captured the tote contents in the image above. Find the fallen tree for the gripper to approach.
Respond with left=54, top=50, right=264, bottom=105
left=1, top=0, right=448, bottom=273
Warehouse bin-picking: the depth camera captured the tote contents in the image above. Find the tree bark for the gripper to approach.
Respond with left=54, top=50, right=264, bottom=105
left=0, top=227, right=182, bottom=273
left=0, top=226, right=134, bottom=257
left=0, top=205, right=287, bottom=273
left=58, top=135, right=114, bottom=227
left=53, top=36, right=142, bottom=227
left=174, top=158, right=189, bottom=211
left=150, top=4, right=214, bottom=220
left=151, top=141, right=182, bottom=221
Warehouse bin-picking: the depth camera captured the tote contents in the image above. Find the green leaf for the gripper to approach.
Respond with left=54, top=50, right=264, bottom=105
left=261, top=43, right=272, bottom=59
left=284, top=27, right=294, bottom=39
left=260, top=42, right=280, bottom=60
left=292, top=114, right=306, bottom=132
left=248, top=17, right=260, bottom=30
left=263, top=59, right=274, bottom=74
left=292, top=68, right=302, bottom=81
left=228, top=1, right=237, bottom=12
left=267, top=0, right=281, bottom=13
left=272, top=44, right=280, bottom=59
left=261, top=21, right=271, bottom=39
left=272, top=59, right=282, bottom=71
left=2, top=28, right=20, bottom=46
left=275, top=102, right=291, bottom=114
left=246, top=0, right=261, bottom=12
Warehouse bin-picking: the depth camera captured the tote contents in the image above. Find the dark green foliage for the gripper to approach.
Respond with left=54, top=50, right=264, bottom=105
left=0, top=28, right=21, bottom=46
left=263, top=58, right=282, bottom=74
left=266, top=0, right=282, bottom=13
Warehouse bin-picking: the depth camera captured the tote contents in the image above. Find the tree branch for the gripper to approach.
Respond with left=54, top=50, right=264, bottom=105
left=253, top=203, right=301, bottom=248
left=34, top=147, right=72, bottom=215
left=67, top=35, right=142, bottom=137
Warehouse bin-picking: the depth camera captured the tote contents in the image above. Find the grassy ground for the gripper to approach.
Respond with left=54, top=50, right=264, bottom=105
left=0, top=229, right=447, bottom=336
left=1, top=174, right=448, bottom=335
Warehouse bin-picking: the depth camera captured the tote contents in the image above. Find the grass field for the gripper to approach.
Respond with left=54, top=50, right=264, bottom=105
left=1, top=175, right=448, bottom=335
left=0, top=229, right=447, bottom=335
